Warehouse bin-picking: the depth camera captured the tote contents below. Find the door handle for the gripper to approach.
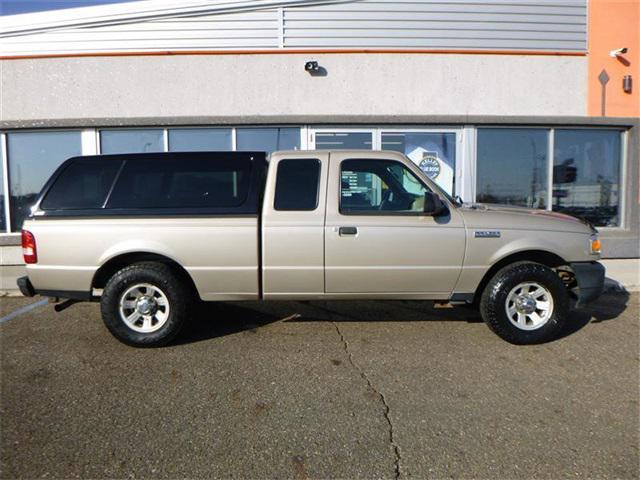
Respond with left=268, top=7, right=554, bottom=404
left=339, top=226, right=358, bottom=236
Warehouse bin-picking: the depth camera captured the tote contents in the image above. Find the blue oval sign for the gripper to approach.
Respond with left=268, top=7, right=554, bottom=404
left=419, top=154, right=441, bottom=180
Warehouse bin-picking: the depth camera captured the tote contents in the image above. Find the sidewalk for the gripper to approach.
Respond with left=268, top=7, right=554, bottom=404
left=602, top=258, right=640, bottom=292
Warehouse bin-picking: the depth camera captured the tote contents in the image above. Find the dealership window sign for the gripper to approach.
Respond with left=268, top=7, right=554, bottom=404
left=406, top=146, right=454, bottom=194
left=419, top=152, right=441, bottom=179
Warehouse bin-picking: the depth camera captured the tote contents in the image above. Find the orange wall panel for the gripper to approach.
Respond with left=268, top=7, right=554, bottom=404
left=588, top=0, right=640, bottom=117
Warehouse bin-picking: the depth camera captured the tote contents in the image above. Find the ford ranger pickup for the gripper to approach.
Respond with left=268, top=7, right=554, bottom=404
left=17, top=150, right=605, bottom=347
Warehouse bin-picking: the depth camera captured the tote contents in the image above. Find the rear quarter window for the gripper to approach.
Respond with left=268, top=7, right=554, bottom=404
left=40, top=159, right=122, bottom=210
left=106, top=156, right=253, bottom=209
left=274, top=159, right=321, bottom=211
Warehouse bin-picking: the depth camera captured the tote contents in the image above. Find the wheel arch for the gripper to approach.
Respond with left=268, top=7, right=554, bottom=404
left=473, top=249, right=568, bottom=304
left=92, top=252, right=199, bottom=298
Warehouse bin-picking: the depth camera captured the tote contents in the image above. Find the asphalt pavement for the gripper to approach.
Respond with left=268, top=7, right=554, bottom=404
left=0, top=293, right=638, bottom=479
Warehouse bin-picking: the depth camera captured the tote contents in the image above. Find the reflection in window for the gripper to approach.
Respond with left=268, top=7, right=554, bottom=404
left=0, top=144, right=6, bottom=232
left=382, top=132, right=456, bottom=195
left=107, top=156, right=253, bottom=209
left=553, top=129, right=621, bottom=227
left=7, top=131, right=82, bottom=231
left=41, top=159, right=122, bottom=210
left=168, top=129, right=232, bottom=151
left=100, top=129, right=164, bottom=154
left=236, top=128, right=300, bottom=153
left=476, top=128, right=548, bottom=208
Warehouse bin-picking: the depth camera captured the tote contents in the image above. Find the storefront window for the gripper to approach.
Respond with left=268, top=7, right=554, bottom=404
left=236, top=128, right=300, bottom=153
left=382, top=132, right=456, bottom=195
left=553, top=129, right=622, bottom=227
left=100, top=129, right=164, bottom=154
left=315, top=132, right=372, bottom=150
left=7, top=131, right=82, bottom=231
left=168, top=128, right=232, bottom=151
left=476, top=128, right=548, bottom=208
left=0, top=125, right=626, bottom=233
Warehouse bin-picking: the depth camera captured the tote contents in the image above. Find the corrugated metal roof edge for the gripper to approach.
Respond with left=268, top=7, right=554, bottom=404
left=0, top=0, right=356, bottom=37
left=0, top=48, right=588, bottom=60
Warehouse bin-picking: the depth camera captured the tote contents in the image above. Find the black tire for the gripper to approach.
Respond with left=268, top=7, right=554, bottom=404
left=100, top=262, right=193, bottom=347
left=479, top=261, right=568, bottom=345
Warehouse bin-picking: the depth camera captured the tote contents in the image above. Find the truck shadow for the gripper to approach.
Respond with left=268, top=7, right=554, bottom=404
left=557, top=290, right=631, bottom=339
left=177, top=291, right=630, bottom=346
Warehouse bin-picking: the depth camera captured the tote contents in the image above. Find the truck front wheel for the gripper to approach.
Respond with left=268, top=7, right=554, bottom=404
left=479, top=261, right=569, bottom=345
left=100, top=262, right=192, bottom=347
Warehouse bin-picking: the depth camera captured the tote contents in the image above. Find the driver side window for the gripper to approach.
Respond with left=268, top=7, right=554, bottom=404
left=340, top=159, right=432, bottom=214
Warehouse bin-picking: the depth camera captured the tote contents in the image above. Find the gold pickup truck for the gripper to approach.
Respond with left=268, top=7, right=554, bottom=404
left=17, top=150, right=604, bottom=347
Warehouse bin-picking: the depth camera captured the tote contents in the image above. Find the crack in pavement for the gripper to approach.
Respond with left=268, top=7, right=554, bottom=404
left=332, top=322, right=402, bottom=480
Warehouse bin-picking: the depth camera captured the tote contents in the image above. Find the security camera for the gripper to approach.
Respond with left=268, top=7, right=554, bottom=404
left=304, top=61, right=319, bottom=72
left=609, top=47, right=628, bottom=57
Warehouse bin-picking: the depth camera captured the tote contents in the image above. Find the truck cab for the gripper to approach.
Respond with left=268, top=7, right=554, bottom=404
left=262, top=150, right=465, bottom=300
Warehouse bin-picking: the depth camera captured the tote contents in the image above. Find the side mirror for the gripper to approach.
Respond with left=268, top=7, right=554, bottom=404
left=423, top=192, right=448, bottom=216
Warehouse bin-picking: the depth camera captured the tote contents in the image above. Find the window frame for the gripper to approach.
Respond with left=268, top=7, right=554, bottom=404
left=274, top=158, right=321, bottom=212
left=0, top=132, right=10, bottom=235
left=338, top=158, right=434, bottom=217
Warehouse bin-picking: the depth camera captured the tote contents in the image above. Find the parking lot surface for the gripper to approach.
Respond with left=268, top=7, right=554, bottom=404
left=1, top=293, right=638, bottom=479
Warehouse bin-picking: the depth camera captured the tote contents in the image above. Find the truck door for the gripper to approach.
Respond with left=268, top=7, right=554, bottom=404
left=261, top=152, right=329, bottom=299
left=324, top=151, right=465, bottom=297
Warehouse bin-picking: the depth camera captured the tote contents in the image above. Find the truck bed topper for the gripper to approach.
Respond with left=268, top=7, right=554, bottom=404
left=32, top=151, right=268, bottom=218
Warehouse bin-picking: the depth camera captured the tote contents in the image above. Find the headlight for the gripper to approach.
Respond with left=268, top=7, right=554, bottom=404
left=590, top=234, right=602, bottom=254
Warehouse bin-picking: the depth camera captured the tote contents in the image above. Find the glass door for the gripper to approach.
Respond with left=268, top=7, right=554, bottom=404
left=310, top=129, right=377, bottom=205
left=309, top=128, right=463, bottom=197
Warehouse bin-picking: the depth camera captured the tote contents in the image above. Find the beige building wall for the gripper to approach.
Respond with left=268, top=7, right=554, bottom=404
left=1, top=53, right=588, bottom=122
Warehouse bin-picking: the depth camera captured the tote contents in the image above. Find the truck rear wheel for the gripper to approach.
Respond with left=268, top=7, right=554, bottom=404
left=100, top=262, right=192, bottom=347
left=479, top=261, right=568, bottom=345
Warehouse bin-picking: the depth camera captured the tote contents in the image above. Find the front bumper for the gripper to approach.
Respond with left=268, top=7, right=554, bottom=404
left=17, top=276, right=35, bottom=297
left=569, top=261, right=605, bottom=306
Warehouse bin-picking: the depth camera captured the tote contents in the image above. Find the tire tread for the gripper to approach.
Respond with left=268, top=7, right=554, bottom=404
left=100, top=262, right=192, bottom=347
left=480, top=261, right=568, bottom=345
